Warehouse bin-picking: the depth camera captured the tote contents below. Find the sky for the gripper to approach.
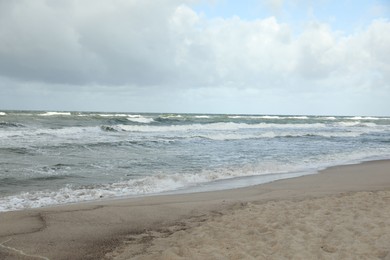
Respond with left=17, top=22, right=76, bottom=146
left=0, top=0, right=389, bottom=116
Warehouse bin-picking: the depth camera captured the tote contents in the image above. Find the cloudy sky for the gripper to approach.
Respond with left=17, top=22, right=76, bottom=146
left=0, top=0, right=389, bottom=115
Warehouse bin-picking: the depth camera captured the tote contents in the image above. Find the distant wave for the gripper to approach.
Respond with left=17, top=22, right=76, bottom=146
left=35, top=124, right=373, bottom=141
left=1, top=120, right=383, bottom=142
left=127, top=115, right=154, bottom=124
left=258, top=115, right=281, bottom=119
left=116, top=122, right=327, bottom=132
left=0, top=112, right=6, bottom=116
left=194, top=115, right=211, bottom=119
left=194, top=131, right=365, bottom=141
left=286, top=116, right=309, bottom=119
left=345, top=116, right=390, bottom=120
left=158, top=114, right=183, bottom=119
left=39, top=112, right=72, bottom=116
left=96, top=113, right=129, bottom=117
left=228, top=115, right=315, bottom=120
left=109, top=121, right=382, bottom=134
left=336, top=121, right=377, bottom=127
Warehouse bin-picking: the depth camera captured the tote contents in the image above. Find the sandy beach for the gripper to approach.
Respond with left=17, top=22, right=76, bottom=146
left=1, top=160, right=390, bottom=259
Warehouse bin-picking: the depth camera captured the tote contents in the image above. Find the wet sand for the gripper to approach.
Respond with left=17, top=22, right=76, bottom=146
left=1, top=160, right=390, bottom=259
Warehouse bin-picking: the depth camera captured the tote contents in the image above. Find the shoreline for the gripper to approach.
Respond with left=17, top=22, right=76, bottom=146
left=3, top=156, right=387, bottom=213
left=1, top=159, right=390, bottom=259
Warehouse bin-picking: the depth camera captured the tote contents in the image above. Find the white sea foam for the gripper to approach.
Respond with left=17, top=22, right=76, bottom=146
left=194, top=115, right=211, bottom=119
left=159, top=114, right=183, bottom=118
left=39, top=112, right=71, bottom=116
left=0, top=112, right=6, bottom=116
left=259, top=115, right=281, bottom=119
left=127, top=115, right=154, bottom=124
left=286, top=116, right=309, bottom=119
left=97, top=113, right=129, bottom=117
left=1, top=121, right=384, bottom=147
left=0, top=163, right=298, bottom=211
left=2, top=148, right=389, bottom=212
left=336, top=121, right=378, bottom=127
left=0, top=126, right=107, bottom=147
left=345, top=116, right=388, bottom=120
left=2, top=112, right=389, bottom=212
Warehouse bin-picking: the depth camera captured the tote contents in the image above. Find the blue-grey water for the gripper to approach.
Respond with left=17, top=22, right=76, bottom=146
left=1, top=111, right=390, bottom=211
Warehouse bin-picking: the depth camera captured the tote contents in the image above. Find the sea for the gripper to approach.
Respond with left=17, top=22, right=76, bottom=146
left=1, top=110, right=390, bottom=211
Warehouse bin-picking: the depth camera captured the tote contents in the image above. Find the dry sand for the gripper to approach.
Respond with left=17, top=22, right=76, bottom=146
left=0, top=160, right=390, bottom=259
left=111, top=190, right=390, bottom=260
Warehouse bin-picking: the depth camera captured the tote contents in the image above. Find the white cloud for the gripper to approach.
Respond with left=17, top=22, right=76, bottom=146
left=0, top=0, right=389, bottom=115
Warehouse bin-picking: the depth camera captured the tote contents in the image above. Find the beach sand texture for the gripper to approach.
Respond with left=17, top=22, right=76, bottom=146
left=109, top=190, right=390, bottom=259
left=0, top=160, right=390, bottom=259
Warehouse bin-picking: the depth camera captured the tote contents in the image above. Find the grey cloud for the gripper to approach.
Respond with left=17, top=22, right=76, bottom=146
left=0, top=0, right=193, bottom=86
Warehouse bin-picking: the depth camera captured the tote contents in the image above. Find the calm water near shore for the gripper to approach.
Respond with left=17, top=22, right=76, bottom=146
left=1, top=110, right=390, bottom=211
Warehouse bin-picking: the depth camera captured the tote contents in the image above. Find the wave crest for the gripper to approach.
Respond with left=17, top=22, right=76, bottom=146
left=39, top=112, right=72, bottom=116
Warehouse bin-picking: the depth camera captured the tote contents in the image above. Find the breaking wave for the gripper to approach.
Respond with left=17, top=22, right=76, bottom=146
left=1, top=111, right=390, bottom=212
left=39, top=112, right=72, bottom=116
left=127, top=115, right=154, bottom=124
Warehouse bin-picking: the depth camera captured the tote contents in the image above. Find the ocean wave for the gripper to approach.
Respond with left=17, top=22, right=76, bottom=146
left=286, top=116, right=309, bottom=119
left=127, top=115, right=154, bottom=124
left=228, top=115, right=275, bottom=119
left=257, top=115, right=281, bottom=119
left=100, top=125, right=120, bottom=132
left=0, top=126, right=103, bottom=141
left=194, top=115, right=211, bottom=119
left=228, top=115, right=310, bottom=120
left=0, top=112, right=6, bottom=116
left=76, top=113, right=129, bottom=118
left=38, top=126, right=100, bottom=136
left=0, top=122, right=25, bottom=128
left=0, top=147, right=34, bottom=155
left=1, top=148, right=390, bottom=212
left=116, top=122, right=328, bottom=132
left=228, top=115, right=330, bottom=120
left=193, top=131, right=364, bottom=141
left=39, top=112, right=72, bottom=116
left=345, top=116, right=390, bottom=120
left=158, top=114, right=183, bottom=119
left=2, top=121, right=385, bottom=146
left=98, top=113, right=129, bottom=117
left=336, top=121, right=378, bottom=127
left=0, top=164, right=295, bottom=211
